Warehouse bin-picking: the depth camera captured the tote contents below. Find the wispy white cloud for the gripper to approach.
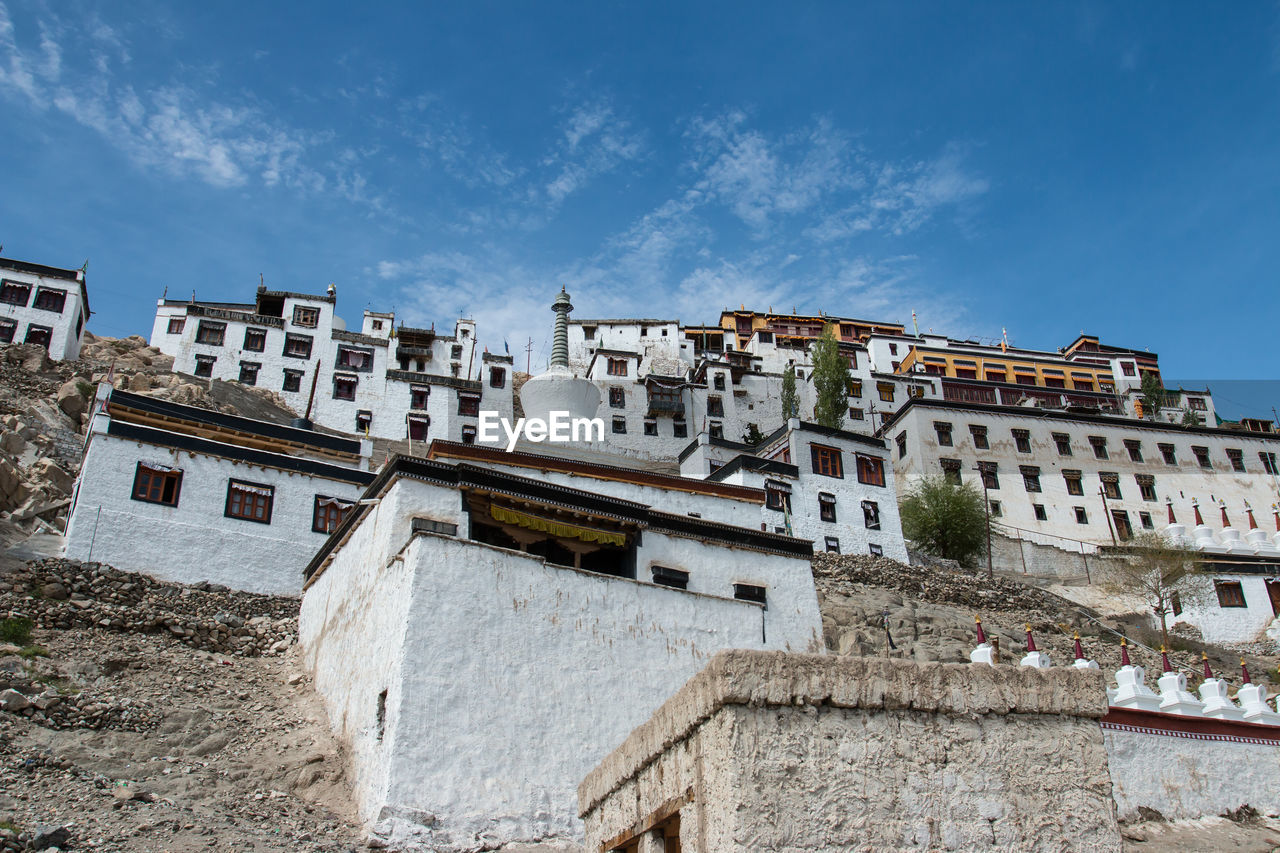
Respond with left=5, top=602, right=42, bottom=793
left=542, top=99, right=645, bottom=206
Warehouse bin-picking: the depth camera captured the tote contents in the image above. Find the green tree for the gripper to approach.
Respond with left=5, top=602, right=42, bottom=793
left=780, top=364, right=799, bottom=421
left=742, top=422, right=766, bottom=445
left=1103, top=532, right=1205, bottom=650
left=1139, top=371, right=1166, bottom=421
left=899, top=475, right=989, bottom=565
left=1181, top=408, right=1204, bottom=427
left=810, top=324, right=850, bottom=430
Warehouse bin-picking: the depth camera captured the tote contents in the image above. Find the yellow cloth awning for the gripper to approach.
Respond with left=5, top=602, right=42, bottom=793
left=489, top=504, right=626, bottom=547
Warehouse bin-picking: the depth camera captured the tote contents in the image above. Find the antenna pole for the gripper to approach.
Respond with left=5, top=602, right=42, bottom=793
left=525, top=337, right=534, bottom=374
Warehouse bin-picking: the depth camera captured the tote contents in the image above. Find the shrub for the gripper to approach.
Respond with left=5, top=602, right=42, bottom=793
left=0, top=617, right=33, bottom=645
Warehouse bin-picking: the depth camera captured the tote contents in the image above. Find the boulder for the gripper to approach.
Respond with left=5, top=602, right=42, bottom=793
left=0, top=688, right=31, bottom=711
left=56, top=378, right=90, bottom=419
left=31, top=458, right=74, bottom=495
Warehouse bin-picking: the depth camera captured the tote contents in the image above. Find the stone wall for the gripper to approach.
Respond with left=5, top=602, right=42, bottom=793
left=580, top=651, right=1121, bottom=852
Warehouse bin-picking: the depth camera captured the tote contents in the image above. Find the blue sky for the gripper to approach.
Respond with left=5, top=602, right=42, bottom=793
left=1, top=2, right=1278, bottom=405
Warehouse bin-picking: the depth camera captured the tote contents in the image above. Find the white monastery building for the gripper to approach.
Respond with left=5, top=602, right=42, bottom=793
left=299, top=448, right=823, bottom=850
left=0, top=255, right=90, bottom=360
left=64, top=385, right=374, bottom=595
left=150, top=283, right=513, bottom=444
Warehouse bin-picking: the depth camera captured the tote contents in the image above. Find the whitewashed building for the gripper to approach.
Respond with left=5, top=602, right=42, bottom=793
left=679, top=419, right=909, bottom=561
left=64, top=384, right=374, bottom=594
left=150, top=284, right=513, bottom=444
left=299, top=450, right=822, bottom=850
left=885, top=397, right=1280, bottom=644
left=0, top=256, right=90, bottom=360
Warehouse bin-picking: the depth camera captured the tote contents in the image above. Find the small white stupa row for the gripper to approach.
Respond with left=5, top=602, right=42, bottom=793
left=968, top=618, right=1280, bottom=725
left=1165, top=498, right=1280, bottom=556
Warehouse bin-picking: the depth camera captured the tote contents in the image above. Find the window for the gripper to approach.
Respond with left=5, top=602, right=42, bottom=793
left=372, top=320, right=383, bottom=331
left=877, top=382, right=895, bottom=403
left=194, top=355, right=215, bottom=377
left=238, top=361, right=260, bottom=386
left=1012, top=429, right=1031, bottom=453
left=713, top=373, right=726, bottom=391
left=862, top=500, right=880, bottom=530
left=612, top=416, right=627, bottom=434
left=1170, top=590, right=1182, bottom=616
left=824, top=537, right=841, bottom=554
left=1187, top=397, right=1207, bottom=411
left=243, top=328, right=267, bottom=352
left=849, top=407, right=864, bottom=421
left=1159, top=443, right=1177, bottom=465
left=1262, top=452, right=1280, bottom=476
left=356, top=410, right=372, bottom=433
left=1063, top=470, right=1084, bottom=496
left=810, top=444, right=843, bottom=478
left=282, top=369, right=303, bottom=393
left=989, top=500, right=1002, bottom=517
left=36, top=285, right=67, bottom=312
left=940, top=458, right=961, bottom=485
left=0, top=280, right=31, bottom=305
left=1100, top=473, right=1121, bottom=500
left=167, top=317, right=186, bottom=335
left=489, top=367, right=506, bottom=388
left=643, top=419, right=657, bottom=436
left=1020, top=465, right=1041, bottom=493
left=1122, top=362, right=1136, bottom=377
left=410, top=384, right=430, bottom=410
left=856, top=454, right=886, bottom=487
left=847, top=379, right=863, bottom=398
left=226, top=480, right=274, bottom=524
left=908, top=385, right=925, bottom=399
left=313, top=495, right=355, bottom=534
left=582, top=325, right=596, bottom=340
left=896, top=432, right=907, bottom=458
left=1136, top=474, right=1157, bottom=502
left=970, top=425, right=989, bottom=450
left=1215, top=580, right=1247, bottom=609
left=709, top=422, right=723, bottom=439
left=1124, top=439, right=1143, bottom=463
left=1139, top=511, right=1154, bottom=530
left=283, top=334, right=313, bottom=359
left=934, top=422, right=953, bottom=446
left=673, top=416, right=688, bottom=438
left=24, top=324, right=50, bottom=348
left=293, top=305, right=319, bottom=327
left=1227, top=448, right=1245, bottom=472
left=407, top=415, right=429, bottom=441
left=733, top=584, right=767, bottom=606
left=1089, top=436, right=1108, bottom=460
left=607, top=357, right=627, bottom=377
left=978, top=461, right=999, bottom=490
left=333, top=375, right=357, bottom=401
left=336, top=346, right=373, bottom=372
left=765, top=481, right=792, bottom=512
left=196, top=321, right=226, bottom=346
left=819, top=493, right=837, bottom=522
left=1053, top=433, right=1072, bottom=456
left=888, top=343, right=898, bottom=356
left=651, top=566, right=689, bottom=590
left=892, top=361, right=901, bottom=372
left=868, top=543, right=884, bottom=556
left=1074, top=507, right=1088, bottom=524
left=1192, top=446, right=1212, bottom=469
left=609, top=387, right=625, bottom=409
left=458, top=393, right=480, bottom=417
left=131, top=463, right=182, bottom=506
left=0, top=319, right=14, bottom=343
left=461, top=425, right=477, bottom=444
left=1033, top=504, right=1047, bottom=521
left=451, top=344, right=463, bottom=360
left=707, top=396, right=724, bottom=418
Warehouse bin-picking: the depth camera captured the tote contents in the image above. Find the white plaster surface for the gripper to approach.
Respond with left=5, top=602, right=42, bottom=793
left=1105, top=727, right=1280, bottom=820
left=63, top=429, right=366, bottom=594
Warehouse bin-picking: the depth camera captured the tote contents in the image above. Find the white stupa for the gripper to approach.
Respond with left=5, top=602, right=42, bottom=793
left=519, top=287, right=601, bottom=427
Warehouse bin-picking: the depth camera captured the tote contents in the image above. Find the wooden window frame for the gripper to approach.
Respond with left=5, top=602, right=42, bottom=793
left=856, top=453, right=886, bottom=487
left=196, top=320, right=226, bottom=346
left=243, top=327, right=267, bottom=352
left=312, top=495, right=354, bottom=534
left=131, top=463, right=182, bottom=507
left=225, top=479, right=274, bottom=525
left=810, top=444, right=844, bottom=479
left=167, top=317, right=186, bottom=335
left=0, top=279, right=31, bottom=306
left=292, top=305, right=320, bottom=328
left=819, top=492, right=837, bottom=522
left=1215, top=580, right=1247, bottom=609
